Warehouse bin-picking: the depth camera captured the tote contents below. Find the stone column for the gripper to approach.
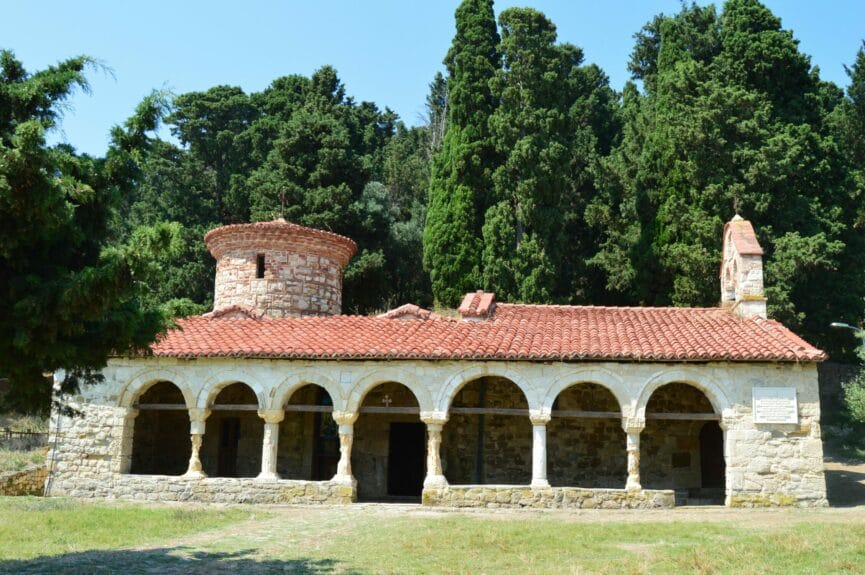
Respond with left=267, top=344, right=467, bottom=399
left=421, top=415, right=448, bottom=488
left=185, top=408, right=210, bottom=478
left=530, top=413, right=551, bottom=488
left=622, top=417, right=645, bottom=491
left=257, top=409, right=285, bottom=480
left=115, top=407, right=139, bottom=474
left=331, top=411, right=358, bottom=485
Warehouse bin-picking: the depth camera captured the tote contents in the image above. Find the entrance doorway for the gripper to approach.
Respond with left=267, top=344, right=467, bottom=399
left=700, top=421, right=725, bottom=489
left=387, top=422, right=425, bottom=496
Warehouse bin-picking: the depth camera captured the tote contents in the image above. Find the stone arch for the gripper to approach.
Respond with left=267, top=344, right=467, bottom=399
left=346, top=367, right=432, bottom=413
left=540, top=368, right=627, bottom=415
left=635, top=368, right=730, bottom=418
left=437, top=364, right=536, bottom=413
left=272, top=372, right=344, bottom=412
left=118, top=368, right=194, bottom=409
left=197, top=370, right=269, bottom=409
left=129, top=380, right=191, bottom=476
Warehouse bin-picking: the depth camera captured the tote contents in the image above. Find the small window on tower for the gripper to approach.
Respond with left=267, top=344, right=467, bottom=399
left=256, top=254, right=265, bottom=279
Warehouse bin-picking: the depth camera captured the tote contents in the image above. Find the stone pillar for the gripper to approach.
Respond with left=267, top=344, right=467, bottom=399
left=115, top=407, right=139, bottom=474
left=185, top=408, right=210, bottom=478
left=257, top=409, right=285, bottom=480
left=332, top=411, right=358, bottom=485
left=421, top=415, right=448, bottom=488
left=530, top=413, right=551, bottom=488
left=622, top=417, right=645, bottom=491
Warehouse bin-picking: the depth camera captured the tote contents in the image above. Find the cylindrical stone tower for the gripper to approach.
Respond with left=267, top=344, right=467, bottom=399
left=204, top=219, right=357, bottom=318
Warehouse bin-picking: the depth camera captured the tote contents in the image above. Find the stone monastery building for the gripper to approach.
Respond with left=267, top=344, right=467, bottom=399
left=46, top=215, right=828, bottom=508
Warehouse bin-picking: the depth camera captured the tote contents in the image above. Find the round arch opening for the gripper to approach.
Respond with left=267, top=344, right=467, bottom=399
left=640, top=382, right=725, bottom=504
left=548, top=382, right=625, bottom=488
left=130, top=381, right=190, bottom=476
left=442, top=376, right=532, bottom=486
left=353, top=381, right=423, bottom=501
left=277, top=384, right=338, bottom=480
left=200, top=382, right=262, bottom=478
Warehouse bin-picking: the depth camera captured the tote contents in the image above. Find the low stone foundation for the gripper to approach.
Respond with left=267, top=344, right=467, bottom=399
left=0, top=465, right=48, bottom=496
left=422, top=485, right=675, bottom=509
left=727, top=492, right=827, bottom=508
left=47, top=474, right=354, bottom=505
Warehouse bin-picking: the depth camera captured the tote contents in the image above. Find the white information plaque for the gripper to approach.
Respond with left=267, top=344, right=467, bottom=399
left=753, top=387, right=798, bottom=424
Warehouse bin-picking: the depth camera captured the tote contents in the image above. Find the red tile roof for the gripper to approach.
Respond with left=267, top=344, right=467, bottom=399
left=149, top=301, right=825, bottom=363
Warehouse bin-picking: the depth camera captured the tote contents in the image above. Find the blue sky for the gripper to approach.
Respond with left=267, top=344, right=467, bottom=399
left=2, top=0, right=863, bottom=156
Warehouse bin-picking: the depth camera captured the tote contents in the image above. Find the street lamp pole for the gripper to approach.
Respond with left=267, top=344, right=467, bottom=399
left=831, top=322, right=865, bottom=348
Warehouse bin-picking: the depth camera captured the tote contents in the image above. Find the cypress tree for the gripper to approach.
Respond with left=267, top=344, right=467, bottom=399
left=423, top=0, right=500, bottom=306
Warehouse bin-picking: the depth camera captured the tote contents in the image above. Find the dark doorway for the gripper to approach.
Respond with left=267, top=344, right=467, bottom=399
left=387, top=422, right=425, bottom=496
left=218, top=417, right=241, bottom=477
left=700, top=421, right=725, bottom=489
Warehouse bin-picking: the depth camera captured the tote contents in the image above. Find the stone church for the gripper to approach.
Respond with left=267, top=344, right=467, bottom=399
left=45, top=215, right=827, bottom=508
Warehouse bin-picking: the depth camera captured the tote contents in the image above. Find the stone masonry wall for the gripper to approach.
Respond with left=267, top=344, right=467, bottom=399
left=641, top=383, right=715, bottom=490
left=422, top=485, right=674, bottom=510
left=443, top=378, right=532, bottom=485
left=548, top=383, right=626, bottom=488
left=213, top=251, right=344, bottom=318
left=0, top=465, right=47, bottom=496
left=51, top=474, right=353, bottom=504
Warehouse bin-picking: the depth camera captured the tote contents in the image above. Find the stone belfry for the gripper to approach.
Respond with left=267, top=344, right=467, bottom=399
left=719, top=215, right=767, bottom=319
left=204, top=219, right=357, bottom=318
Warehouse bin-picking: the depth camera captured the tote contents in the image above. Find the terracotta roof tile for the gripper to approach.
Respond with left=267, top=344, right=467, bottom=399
left=148, top=299, right=825, bottom=363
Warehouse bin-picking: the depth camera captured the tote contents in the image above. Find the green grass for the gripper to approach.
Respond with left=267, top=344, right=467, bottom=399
left=1, top=503, right=865, bottom=574
left=0, top=497, right=260, bottom=561
left=0, top=448, right=45, bottom=473
left=306, top=514, right=865, bottom=574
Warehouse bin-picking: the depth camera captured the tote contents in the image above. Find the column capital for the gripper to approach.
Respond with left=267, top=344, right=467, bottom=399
left=332, top=410, right=358, bottom=426
left=121, top=407, right=139, bottom=420
left=188, top=408, right=211, bottom=424
left=257, top=409, right=285, bottom=424
left=622, top=417, right=645, bottom=434
left=529, top=409, right=551, bottom=425
left=420, top=411, right=449, bottom=426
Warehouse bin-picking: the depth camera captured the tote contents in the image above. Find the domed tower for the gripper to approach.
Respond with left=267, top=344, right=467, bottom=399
left=204, top=219, right=357, bottom=318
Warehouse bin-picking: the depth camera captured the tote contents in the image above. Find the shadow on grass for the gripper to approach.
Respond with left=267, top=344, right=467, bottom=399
left=826, top=466, right=865, bottom=507
left=0, top=547, right=365, bottom=575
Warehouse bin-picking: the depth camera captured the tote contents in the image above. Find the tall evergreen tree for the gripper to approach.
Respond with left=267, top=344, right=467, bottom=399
left=0, top=52, right=180, bottom=413
left=423, top=0, right=500, bottom=306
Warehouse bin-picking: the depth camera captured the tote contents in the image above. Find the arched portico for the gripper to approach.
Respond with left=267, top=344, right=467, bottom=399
left=277, top=383, right=339, bottom=480
left=441, top=375, right=533, bottom=486
left=128, top=380, right=191, bottom=476
left=639, top=381, right=726, bottom=504
left=353, top=381, right=424, bottom=500
left=346, top=368, right=433, bottom=414
left=200, top=382, right=264, bottom=478
left=547, top=382, right=626, bottom=488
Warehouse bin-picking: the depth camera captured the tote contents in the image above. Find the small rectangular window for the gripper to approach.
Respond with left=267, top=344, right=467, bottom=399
left=256, top=254, right=265, bottom=279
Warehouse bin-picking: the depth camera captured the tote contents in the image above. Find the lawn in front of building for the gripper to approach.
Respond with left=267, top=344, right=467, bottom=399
left=1, top=498, right=864, bottom=574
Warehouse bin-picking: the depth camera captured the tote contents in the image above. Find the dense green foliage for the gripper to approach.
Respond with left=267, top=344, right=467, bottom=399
left=4, top=0, right=865, bottom=411
left=0, top=52, right=180, bottom=414
left=586, top=0, right=865, bottom=355
left=117, top=66, right=434, bottom=314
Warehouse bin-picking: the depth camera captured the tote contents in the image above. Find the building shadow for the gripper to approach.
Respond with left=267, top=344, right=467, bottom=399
left=825, top=466, right=865, bottom=507
left=0, top=547, right=366, bottom=575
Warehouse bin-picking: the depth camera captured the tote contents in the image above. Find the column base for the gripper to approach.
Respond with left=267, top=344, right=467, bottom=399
left=531, top=479, right=551, bottom=488
left=626, top=480, right=642, bottom=491
left=256, top=472, right=281, bottom=481
left=423, top=474, right=449, bottom=488
left=183, top=470, right=207, bottom=479
left=331, top=474, right=356, bottom=487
